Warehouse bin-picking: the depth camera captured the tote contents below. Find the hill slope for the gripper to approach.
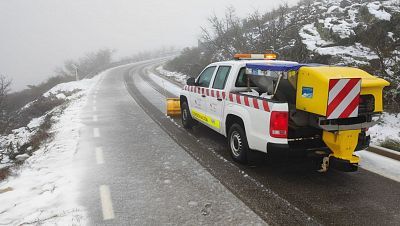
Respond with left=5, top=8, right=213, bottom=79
left=167, top=0, right=400, bottom=110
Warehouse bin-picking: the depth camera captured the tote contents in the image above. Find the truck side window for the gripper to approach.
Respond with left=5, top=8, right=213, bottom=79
left=235, top=67, right=255, bottom=87
left=212, top=66, right=231, bottom=89
left=197, top=66, right=216, bottom=87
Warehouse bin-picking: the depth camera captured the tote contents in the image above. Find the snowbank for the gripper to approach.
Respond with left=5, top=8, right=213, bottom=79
left=156, top=66, right=188, bottom=85
left=44, top=78, right=97, bottom=99
left=149, top=73, right=182, bottom=96
left=369, top=112, right=400, bottom=144
left=357, top=150, right=400, bottom=182
left=0, top=73, right=100, bottom=225
left=0, top=77, right=99, bottom=169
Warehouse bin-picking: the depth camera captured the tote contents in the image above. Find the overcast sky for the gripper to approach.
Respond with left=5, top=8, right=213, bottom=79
left=0, top=0, right=299, bottom=91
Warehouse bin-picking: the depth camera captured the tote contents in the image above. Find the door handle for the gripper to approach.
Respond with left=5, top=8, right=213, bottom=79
left=201, top=95, right=206, bottom=98
left=217, top=98, right=223, bottom=101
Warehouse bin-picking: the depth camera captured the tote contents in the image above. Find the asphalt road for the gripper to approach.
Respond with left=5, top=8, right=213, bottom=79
left=76, top=59, right=400, bottom=225
left=75, top=60, right=266, bottom=225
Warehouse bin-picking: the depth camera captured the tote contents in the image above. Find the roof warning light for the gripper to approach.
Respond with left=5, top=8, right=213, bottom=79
left=234, top=52, right=278, bottom=60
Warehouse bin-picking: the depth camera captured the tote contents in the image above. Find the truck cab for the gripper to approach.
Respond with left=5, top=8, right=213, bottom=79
left=179, top=53, right=389, bottom=172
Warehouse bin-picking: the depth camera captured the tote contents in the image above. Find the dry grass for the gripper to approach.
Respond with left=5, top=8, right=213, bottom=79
left=0, top=167, right=10, bottom=181
left=380, top=138, right=400, bottom=152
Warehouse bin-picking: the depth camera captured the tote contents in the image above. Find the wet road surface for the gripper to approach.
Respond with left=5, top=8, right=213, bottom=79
left=77, top=59, right=400, bottom=225
left=75, top=61, right=266, bottom=225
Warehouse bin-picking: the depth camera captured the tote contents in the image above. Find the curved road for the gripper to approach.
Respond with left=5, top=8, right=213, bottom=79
left=75, top=59, right=400, bottom=225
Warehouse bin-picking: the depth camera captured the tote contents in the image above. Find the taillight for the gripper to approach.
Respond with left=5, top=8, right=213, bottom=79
left=270, top=111, right=288, bottom=138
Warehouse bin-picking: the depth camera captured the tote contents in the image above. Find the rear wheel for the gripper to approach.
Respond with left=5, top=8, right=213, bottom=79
left=228, top=123, right=249, bottom=163
left=181, top=101, right=195, bottom=129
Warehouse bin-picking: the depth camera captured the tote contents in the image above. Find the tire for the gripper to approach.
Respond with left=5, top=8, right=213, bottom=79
left=228, top=123, right=249, bottom=163
left=181, top=101, right=195, bottom=129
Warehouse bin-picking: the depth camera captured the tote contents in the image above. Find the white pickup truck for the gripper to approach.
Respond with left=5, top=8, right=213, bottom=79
left=178, top=53, right=389, bottom=172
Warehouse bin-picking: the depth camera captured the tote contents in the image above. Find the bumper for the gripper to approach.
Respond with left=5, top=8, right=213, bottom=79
left=267, top=142, right=290, bottom=152
left=266, top=143, right=290, bottom=157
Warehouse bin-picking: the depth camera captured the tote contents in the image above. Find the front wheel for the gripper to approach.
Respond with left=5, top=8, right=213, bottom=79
left=181, top=101, right=195, bottom=129
left=228, top=123, right=249, bottom=163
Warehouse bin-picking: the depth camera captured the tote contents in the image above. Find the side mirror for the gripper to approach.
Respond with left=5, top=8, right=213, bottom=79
left=187, top=77, right=196, bottom=86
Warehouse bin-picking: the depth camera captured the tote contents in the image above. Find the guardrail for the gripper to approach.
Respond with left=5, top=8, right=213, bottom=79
left=367, top=145, right=400, bottom=161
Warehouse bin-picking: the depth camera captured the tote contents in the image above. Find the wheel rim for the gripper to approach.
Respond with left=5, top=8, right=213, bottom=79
left=230, top=131, right=242, bottom=157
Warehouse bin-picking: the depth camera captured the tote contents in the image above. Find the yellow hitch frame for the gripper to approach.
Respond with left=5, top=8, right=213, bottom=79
left=166, top=98, right=181, bottom=117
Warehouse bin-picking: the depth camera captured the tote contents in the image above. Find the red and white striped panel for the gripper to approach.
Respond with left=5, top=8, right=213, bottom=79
left=326, top=78, right=361, bottom=119
left=183, top=86, right=270, bottom=112
left=228, top=93, right=270, bottom=112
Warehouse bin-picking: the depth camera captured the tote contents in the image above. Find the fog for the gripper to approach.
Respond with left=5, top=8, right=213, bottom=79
left=0, top=0, right=299, bottom=91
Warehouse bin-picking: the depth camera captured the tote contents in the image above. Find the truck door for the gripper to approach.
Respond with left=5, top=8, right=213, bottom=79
left=207, top=65, right=231, bottom=133
left=190, top=66, right=216, bottom=119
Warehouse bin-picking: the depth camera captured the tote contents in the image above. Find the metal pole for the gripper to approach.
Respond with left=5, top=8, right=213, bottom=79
left=75, top=67, right=79, bottom=81
left=72, top=64, right=79, bottom=81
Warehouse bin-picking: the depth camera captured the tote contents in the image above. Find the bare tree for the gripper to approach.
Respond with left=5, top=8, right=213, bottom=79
left=0, top=75, right=11, bottom=111
left=0, top=75, right=12, bottom=134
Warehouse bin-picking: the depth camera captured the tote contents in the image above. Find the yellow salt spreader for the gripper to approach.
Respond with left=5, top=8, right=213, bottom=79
left=291, top=66, right=390, bottom=171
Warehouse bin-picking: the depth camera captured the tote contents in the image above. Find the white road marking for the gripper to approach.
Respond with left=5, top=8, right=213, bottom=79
left=93, top=106, right=97, bottom=111
left=93, top=99, right=97, bottom=104
left=99, top=185, right=115, bottom=220
left=93, top=128, right=100, bottom=138
left=93, top=95, right=97, bottom=99
left=93, top=115, right=98, bottom=122
left=95, top=147, right=104, bottom=164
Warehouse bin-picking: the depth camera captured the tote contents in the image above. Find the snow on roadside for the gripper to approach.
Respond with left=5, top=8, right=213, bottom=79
left=156, top=66, right=188, bottom=85
left=357, top=150, right=400, bottom=182
left=1, top=77, right=100, bottom=169
left=0, top=114, right=47, bottom=168
left=368, top=112, right=400, bottom=144
left=148, top=72, right=182, bottom=96
left=43, top=78, right=97, bottom=99
left=0, top=75, right=101, bottom=225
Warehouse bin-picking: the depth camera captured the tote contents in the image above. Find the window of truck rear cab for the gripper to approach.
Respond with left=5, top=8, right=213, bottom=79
left=212, top=65, right=232, bottom=90
left=235, top=67, right=256, bottom=87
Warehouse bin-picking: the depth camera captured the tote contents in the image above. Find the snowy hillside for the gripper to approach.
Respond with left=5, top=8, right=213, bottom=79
left=294, top=0, right=400, bottom=75
left=168, top=0, right=400, bottom=112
